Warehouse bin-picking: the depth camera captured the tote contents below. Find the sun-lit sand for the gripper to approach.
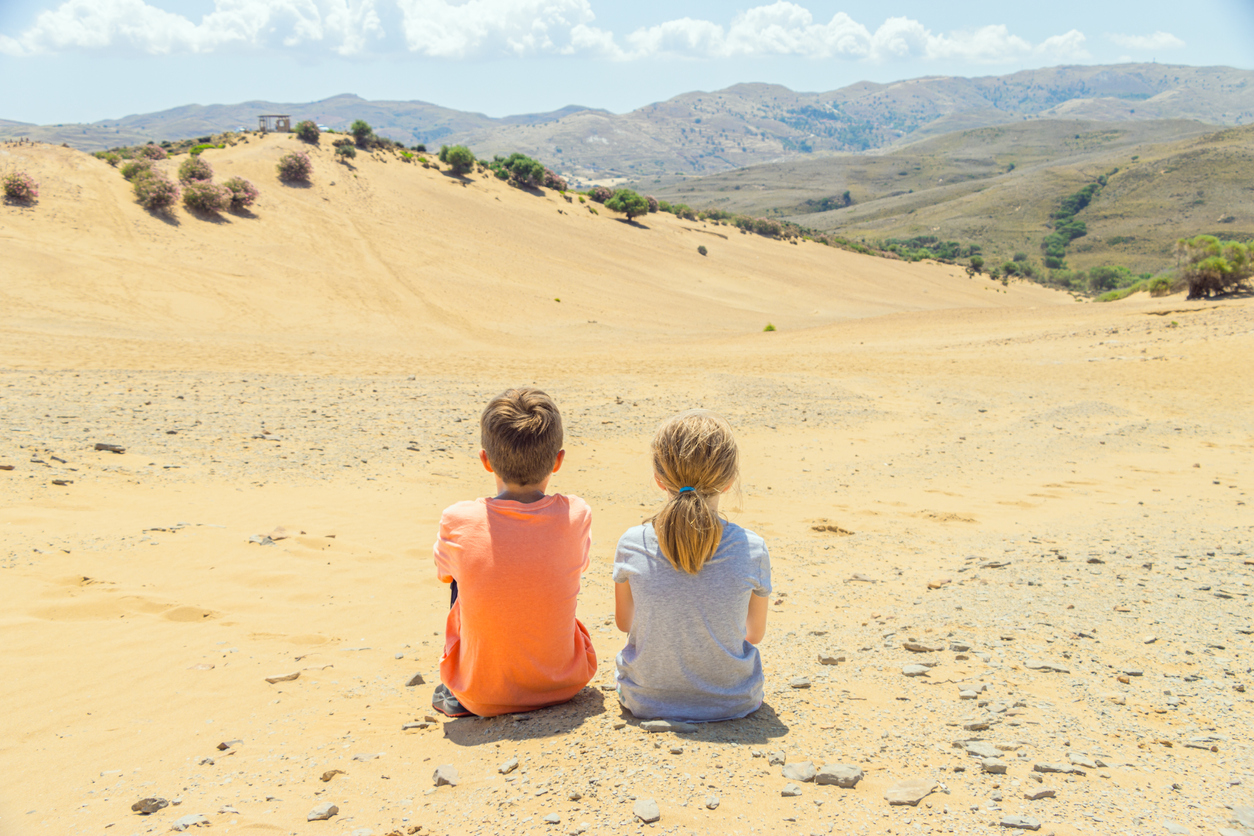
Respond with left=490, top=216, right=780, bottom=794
left=1, top=136, right=1251, bottom=836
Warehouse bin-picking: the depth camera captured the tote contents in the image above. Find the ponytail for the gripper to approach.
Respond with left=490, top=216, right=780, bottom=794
left=650, top=411, right=739, bottom=574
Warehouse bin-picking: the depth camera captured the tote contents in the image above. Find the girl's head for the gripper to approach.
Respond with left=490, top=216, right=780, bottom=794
left=651, top=410, right=740, bottom=574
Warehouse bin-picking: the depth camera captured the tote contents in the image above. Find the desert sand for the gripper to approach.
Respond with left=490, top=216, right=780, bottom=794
left=1, top=135, right=1251, bottom=836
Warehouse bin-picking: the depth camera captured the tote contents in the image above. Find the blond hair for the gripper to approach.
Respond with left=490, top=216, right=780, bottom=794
left=651, top=410, right=739, bottom=574
left=480, top=387, right=563, bottom=486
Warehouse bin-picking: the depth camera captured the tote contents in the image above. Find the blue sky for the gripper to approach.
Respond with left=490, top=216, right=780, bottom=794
left=2, top=0, right=1252, bottom=125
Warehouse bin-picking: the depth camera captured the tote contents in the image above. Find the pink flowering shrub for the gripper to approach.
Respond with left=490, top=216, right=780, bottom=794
left=543, top=169, right=568, bottom=191
left=276, top=150, right=312, bottom=182
left=177, top=155, right=213, bottom=183
left=589, top=185, right=612, bottom=203
left=139, top=144, right=168, bottom=160
left=221, top=176, right=258, bottom=210
left=182, top=181, right=230, bottom=213
left=134, top=171, right=180, bottom=212
left=3, top=171, right=39, bottom=202
left=646, top=195, right=659, bottom=213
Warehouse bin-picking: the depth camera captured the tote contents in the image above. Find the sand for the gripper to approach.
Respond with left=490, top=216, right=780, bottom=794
left=1, top=136, right=1251, bottom=836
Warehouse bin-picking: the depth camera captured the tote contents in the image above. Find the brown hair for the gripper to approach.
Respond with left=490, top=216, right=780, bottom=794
left=480, top=387, right=564, bottom=486
left=651, top=410, right=739, bottom=574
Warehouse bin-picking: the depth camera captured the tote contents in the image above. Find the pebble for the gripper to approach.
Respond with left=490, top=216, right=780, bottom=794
left=307, top=802, right=339, bottom=822
left=884, top=777, right=936, bottom=806
left=981, top=758, right=1007, bottom=774
left=1023, top=659, right=1069, bottom=673
left=903, top=640, right=943, bottom=652
left=170, top=813, right=210, bottom=831
left=1034, top=762, right=1084, bottom=776
left=568, top=790, right=582, bottom=801
left=782, top=762, right=817, bottom=782
left=767, top=750, right=786, bottom=766
left=404, top=672, right=426, bottom=687
left=640, top=720, right=697, bottom=733
left=959, top=741, right=1003, bottom=759
left=902, top=664, right=930, bottom=677
left=1162, top=824, right=1187, bottom=835
left=433, top=765, right=459, bottom=786
left=818, top=652, right=846, bottom=665
left=131, top=797, right=168, bottom=814
left=999, top=815, right=1041, bottom=831
left=543, top=813, right=561, bottom=824
left=790, top=677, right=811, bottom=688
left=705, top=796, right=720, bottom=810
left=1023, top=788, right=1056, bottom=800
left=499, top=757, right=519, bottom=774
left=264, top=671, right=299, bottom=684
left=669, top=746, right=683, bottom=755
left=633, top=798, right=661, bottom=823
left=352, top=752, right=382, bottom=761
left=959, top=690, right=978, bottom=700
left=781, top=783, right=803, bottom=797
left=1067, top=753, right=1097, bottom=768
left=1144, top=635, right=1158, bottom=644
left=816, top=764, right=863, bottom=788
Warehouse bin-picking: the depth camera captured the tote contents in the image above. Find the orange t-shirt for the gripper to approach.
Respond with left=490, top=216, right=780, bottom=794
left=433, top=494, right=597, bottom=716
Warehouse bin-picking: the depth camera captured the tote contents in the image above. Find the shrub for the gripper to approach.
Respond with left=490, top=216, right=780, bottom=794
left=1176, top=234, right=1252, bottom=298
left=605, top=188, right=649, bottom=220
left=1148, top=275, right=1173, bottom=296
left=189, top=143, right=222, bottom=156
left=588, top=185, right=612, bottom=203
left=543, top=169, right=567, bottom=191
left=350, top=120, right=374, bottom=147
left=968, top=255, right=985, bottom=274
left=414, top=143, right=427, bottom=152
left=177, top=155, right=213, bottom=183
left=697, top=245, right=708, bottom=256
left=294, top=120, right=320, bottom=143
left=646, top=195, right=659, bottom=213
left=221, top=176, right=258, bottom=210
left=336, top=144, right=357, bottom=162
left=438, top=145, right=475, bottom=175
left=2, top=171, right=38, bottom=202
left=95, top=151, right=121, bottom=167
left=134, top=171, right=180, bottom=211
left=119, top=159, right=153, bottom=181
left=763, top=323, right=776, bottom=332
left=182, top=181, right=229, bottom=213
left=138, top=144, right=168, bottom=161
left=276, top=150, right=312, bottom=182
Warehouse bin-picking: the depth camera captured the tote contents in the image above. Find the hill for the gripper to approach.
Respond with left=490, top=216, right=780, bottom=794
left=4, top=64, right=1252, bottom=182
left=0, top=134, right=1069, bottom=370
left=647, top=120, right=1254, bottom=276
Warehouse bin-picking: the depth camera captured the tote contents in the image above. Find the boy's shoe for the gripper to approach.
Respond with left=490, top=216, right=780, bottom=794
left=431, top=683, right=476, bottom=718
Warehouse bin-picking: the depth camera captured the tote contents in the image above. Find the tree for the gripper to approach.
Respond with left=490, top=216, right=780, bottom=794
left=350, top=119, right=374, bottom=147
left=967, top=255, right=985, bottom=275
left=295, top=120, right=320, bottom=143
left=335, top=144, right=357, bottom=163
left=1176, top=234, right=1252, bottom=298
left=442, top=145, right=475, bottom=175
left=605, top=189, right=649, bottom=221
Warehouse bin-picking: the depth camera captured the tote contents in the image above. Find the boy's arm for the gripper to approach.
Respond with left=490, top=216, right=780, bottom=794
left=433, top=511, right=457, bottom=583
left=614, top=580, right=634, bottom=633
left=745, top=592, right=768, bottom=645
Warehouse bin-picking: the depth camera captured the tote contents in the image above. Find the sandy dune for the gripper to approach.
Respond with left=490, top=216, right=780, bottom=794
left=0, top=136, right=1251, bottom=836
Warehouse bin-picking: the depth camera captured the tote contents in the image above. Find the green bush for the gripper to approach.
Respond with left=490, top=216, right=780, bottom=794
left=697, top=245, right=708, bottom=256
left=605, top=189, right=649, bottom=220
left=189, top=143, right=223, bottom=156
left=182, top=181, right=229, bottom=213
left=350, top=120, right=374, bottom=147
left=276, top=150, right=312, bottom=182
left=178, top=155, right=213, bottom=183
left=120, top=159, right=154, bottom=181
left=442, top=145, right=475, bottom=175
left=134, top=172, right=180, bottom=211
left=1148, top=276, right=1173, bottom=296
left=95, top=151, right=121, bottom=167
left=336, top=144, right=357, bottom=162
left=1176, top=234, right=1252, bottom=298
left=295, top=120, right=320, bottom=143
left=763, top=323, right=776, bottom=332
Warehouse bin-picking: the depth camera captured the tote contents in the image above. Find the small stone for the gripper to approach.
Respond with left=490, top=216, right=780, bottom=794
left=818, top=652, right=846, bottom=665
left=767, top=750, right=786, bottom=766
left=197, top=757, right=214, bottom=766
left=264, top=671, right=299, bottom=684
left=782, top=762, right=817, bottom=782
left=927, top=578, right=951, bottom=589
left=433, top=765, right=459, bottom=786
left=218, top=805, right=240, bottom=815
left=401, top=721, right=430, bottom=730
left=1023, top=788, right=1056, bottom=800
left=633, top=798, right=661, bottom=823
left=170, top=813, right=210, bottom=831
left=132, top=797, right=169, bottom=814
left=999, top=815, right=1041, bottom=831
left=902, top=664, right=930, bottom=677
left=640, top=720, right=697, bottom=733
left=705, top=796, right=720, bottom=810
left=781, top=782, right=803, bottom=797
left=543, top=813, right=561, bottom=824
left=499, top=757, right=519, bottom=774
left=816, top=764, right=863, bottom=788
left=568, top=790, right=582, bottom=801
left=884, top=777, right=936, bottom=806
left=404, top=672, right=426, bottom=687
left=1162, top=823, right=1187, bottom=835
left=352, top=752, right=382, bottom=761
left=1067, top=753, right=1097, bottom=768
left=1033, top=762, right=1084, bottom=776
left=1144, top=635, right=1157, bottom=644
left=1023, top=659, right=1069, bottom=673
left=982, top=758, right=1008, bottom=774
left=612, top=721, right=626, bottom=730
left=307, top=802, right=339, bottom=822
left=903, top=641, right=943, bottom=652
left=965, top=721, right=990, bottom=731
left=790, top=677, right=811, bottom=689
left=320, top=769, right=345, bottom=782
left=959, top=741, right=1002, bottom=759
left=669, top=746, right=683, bottom=755
left=950, top=641, right=972, bottom=652
left=959, top=690, right=978, bottom=700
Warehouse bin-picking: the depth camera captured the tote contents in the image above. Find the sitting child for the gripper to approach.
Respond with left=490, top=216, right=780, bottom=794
left=431, top=387, right=597, bottom=717
left=613, top=409, right=771, bottom=721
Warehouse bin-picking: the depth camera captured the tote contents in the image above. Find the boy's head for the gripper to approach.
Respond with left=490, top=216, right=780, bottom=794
left=480, top=387, right=564, bottom=487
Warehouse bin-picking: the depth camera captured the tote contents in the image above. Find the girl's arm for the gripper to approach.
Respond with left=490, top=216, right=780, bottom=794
left=615, top=580, right=634, bottom=633
left=745, top=592, right=769, bottom=645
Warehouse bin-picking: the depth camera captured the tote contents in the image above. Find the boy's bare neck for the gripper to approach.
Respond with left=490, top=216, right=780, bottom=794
left=493, top=485, right=550, bottom=504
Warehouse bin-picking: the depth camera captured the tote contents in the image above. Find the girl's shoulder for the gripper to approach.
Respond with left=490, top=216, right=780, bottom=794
left=717, top=522, right=769, bottom=557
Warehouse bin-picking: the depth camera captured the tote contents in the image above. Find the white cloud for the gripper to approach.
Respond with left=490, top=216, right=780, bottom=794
left=1109, top=31, right=1185, bottom=51
left=0, top=0, right=1093, bottom=66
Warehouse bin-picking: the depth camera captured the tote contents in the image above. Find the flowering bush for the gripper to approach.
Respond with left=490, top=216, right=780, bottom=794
left=182, top=181, right=229, bottom=213
left=3, top=171, right=39, bottom=202
left=294, top=120, right=320, bottom=143
left=134, top=171, right=180, bottom=211
left=588, top=185, right=612, bottom=203
left=221, top=176, right=258, bottom=210
left=177, top=155, right=213, bottom=183
left=120, top=159, right=154, bottom=181
left=139, top=144, right=168, bottom=160
left=276, top=150, right=312, bottom=182
left=646, top=195, right=659, bottom=213
left=543, top=169, right=568, bottom=191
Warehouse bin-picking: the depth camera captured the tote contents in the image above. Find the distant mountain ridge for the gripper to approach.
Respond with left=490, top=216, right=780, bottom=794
left=3, top=64, right=1252, bottom=183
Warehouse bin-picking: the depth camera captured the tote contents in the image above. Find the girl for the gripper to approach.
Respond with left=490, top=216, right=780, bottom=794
left=613, top=410, right=772, bottom=721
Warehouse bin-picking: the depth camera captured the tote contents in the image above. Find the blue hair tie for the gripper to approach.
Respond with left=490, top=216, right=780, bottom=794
left=678, top=486, right=696, bottom=494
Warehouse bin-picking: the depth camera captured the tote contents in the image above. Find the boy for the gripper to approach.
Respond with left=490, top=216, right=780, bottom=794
left=431, top=387, right=597, bottom=717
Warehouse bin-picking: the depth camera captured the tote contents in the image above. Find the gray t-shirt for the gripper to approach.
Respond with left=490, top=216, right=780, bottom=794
left=612, top=520, right=772, bottom=721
